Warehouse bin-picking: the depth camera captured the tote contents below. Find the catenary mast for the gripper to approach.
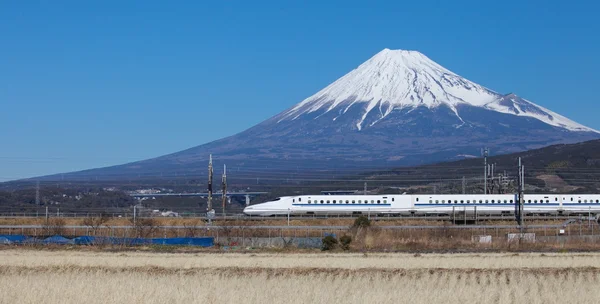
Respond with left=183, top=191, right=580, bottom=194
left=222, top=165, right=227, bottom=218
left=207, top=154, right=213, bottom=212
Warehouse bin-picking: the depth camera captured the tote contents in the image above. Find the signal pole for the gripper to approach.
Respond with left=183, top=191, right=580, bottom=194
left=207, top=155, right=214, bottom=212
left=222, top=165, right=227, bottom=218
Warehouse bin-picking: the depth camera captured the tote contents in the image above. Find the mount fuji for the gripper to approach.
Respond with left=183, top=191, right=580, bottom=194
left=47, top=49, right=600, bottom=180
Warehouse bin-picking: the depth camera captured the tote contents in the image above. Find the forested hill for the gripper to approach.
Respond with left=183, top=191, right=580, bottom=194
left=366, top=139, right=600, bottom=193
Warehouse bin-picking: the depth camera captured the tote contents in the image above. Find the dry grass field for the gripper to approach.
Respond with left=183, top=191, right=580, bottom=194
left=1, top=250, right=600, bottom=304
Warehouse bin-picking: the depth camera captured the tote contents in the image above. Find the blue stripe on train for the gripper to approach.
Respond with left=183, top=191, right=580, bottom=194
left=292, top=204, right=391, bottom=207
left=415, top=203, right=600, bottom=207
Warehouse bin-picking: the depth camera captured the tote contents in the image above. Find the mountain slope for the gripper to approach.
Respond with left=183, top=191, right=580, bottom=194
left=38, top=49, right=600, bottom=181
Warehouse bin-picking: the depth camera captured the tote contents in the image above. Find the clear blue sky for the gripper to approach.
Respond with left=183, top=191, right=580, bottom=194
left=1, top=0, right=599, bottom=181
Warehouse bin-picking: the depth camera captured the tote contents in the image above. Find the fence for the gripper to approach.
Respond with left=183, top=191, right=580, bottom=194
left=1, top=220, right=599, bottom=248
left=0, top=211, right=593, bottom=222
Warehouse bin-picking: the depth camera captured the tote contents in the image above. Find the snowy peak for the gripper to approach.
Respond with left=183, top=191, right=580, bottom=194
left=278, top=48, right=598, bottom=133
left=280, top=48, right=499, bottom=124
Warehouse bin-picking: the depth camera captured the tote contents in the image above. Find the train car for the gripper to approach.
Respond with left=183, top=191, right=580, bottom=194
left=242, top=194, right=600, bottom=216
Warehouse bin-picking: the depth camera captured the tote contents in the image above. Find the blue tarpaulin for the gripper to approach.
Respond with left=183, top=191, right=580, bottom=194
left=0, top=235, right=27, bottom=243
left=43, top=235, right=73, bottom=245
left=151, top=237, right=214, bottom=247
left=0, top=235, right=214, bottom=247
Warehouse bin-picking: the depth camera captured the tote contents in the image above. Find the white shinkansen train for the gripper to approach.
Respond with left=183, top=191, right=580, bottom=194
left=243, top=194, right=600, bottom=216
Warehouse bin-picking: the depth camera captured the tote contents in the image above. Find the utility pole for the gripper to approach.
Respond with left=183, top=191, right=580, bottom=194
left=207, top=154, right=213, bottom=212
left=222, top=164, right=227, bottom=219
left=483, top=148, right=489, bottom=194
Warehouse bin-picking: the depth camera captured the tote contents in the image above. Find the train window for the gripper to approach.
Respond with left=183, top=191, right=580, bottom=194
left=435, top=200, right=439, bottom=204
left=377, top=200, right=381, bottom=204
left=467, top=200, right=470, bottom=204
left=384, top=200, right=387, bottom=204
left=585, top=200, right=588, bottom=203
left=485, top=200, right=489, bottom=204
left=571, top=198, right=574, bottom=201
left=442, top=200, right=445, bottom=203
left=454, top=200, right=458, bottom=204
left=555, top=198, right=558, bottom=201
left=320, top=200, right=324, bottom=204
left=480, top=200, right=483, bottom=204
left=293, top=199, right=295, bottom=203
left=345, top=200, right=349, bottom=204
left=510, top=200, right=513, bottom=203
left=333, top=200, right=336, bottom=204
left=416, top=198, right=419, bottom=202
left=491, top=200, right=495, bottom=203
left=352, top=200, right=355, bottom=204
left=546, top=200, right=549, bottom=203
left=528, top=200, right=531, bottom=203
left=371, top=200, right=375, bottom=204
left=579, top=200, right=582, bottom=203
left=504, top=200, right=508, bottom=204
left=429, top=200, right=433, bottom=204
left=597, top=200, right=599, bottom=203
left=534, top=200, right=537, bottom=203
left=460, top=200, right=464, bottom=204
left=299, top=198, right=302, bottom=202
left=327, top=200, right=330, bottom=204
left=392, top=198, right=395, bottom=202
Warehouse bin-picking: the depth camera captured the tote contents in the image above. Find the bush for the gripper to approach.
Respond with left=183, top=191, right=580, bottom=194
left=353, top=216, right=371, bottom=229
left=322, top=235, right=338, bottom=251
left=44, top=218, right=66, bottom=236
left=340, top=235, right=352, bottom=251
left=81, top=213, right=110, bottom=235
left=129, top=217, right=159, bottom=238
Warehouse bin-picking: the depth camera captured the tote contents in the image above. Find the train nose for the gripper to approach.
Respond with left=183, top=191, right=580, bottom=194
left=243, top=206, right=254, bottom=216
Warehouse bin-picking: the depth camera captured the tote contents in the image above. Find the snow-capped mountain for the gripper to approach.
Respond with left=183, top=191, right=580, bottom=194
left=42, top=49, right=600, bottom=180
left=278, top=49, right=596, bottom=133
